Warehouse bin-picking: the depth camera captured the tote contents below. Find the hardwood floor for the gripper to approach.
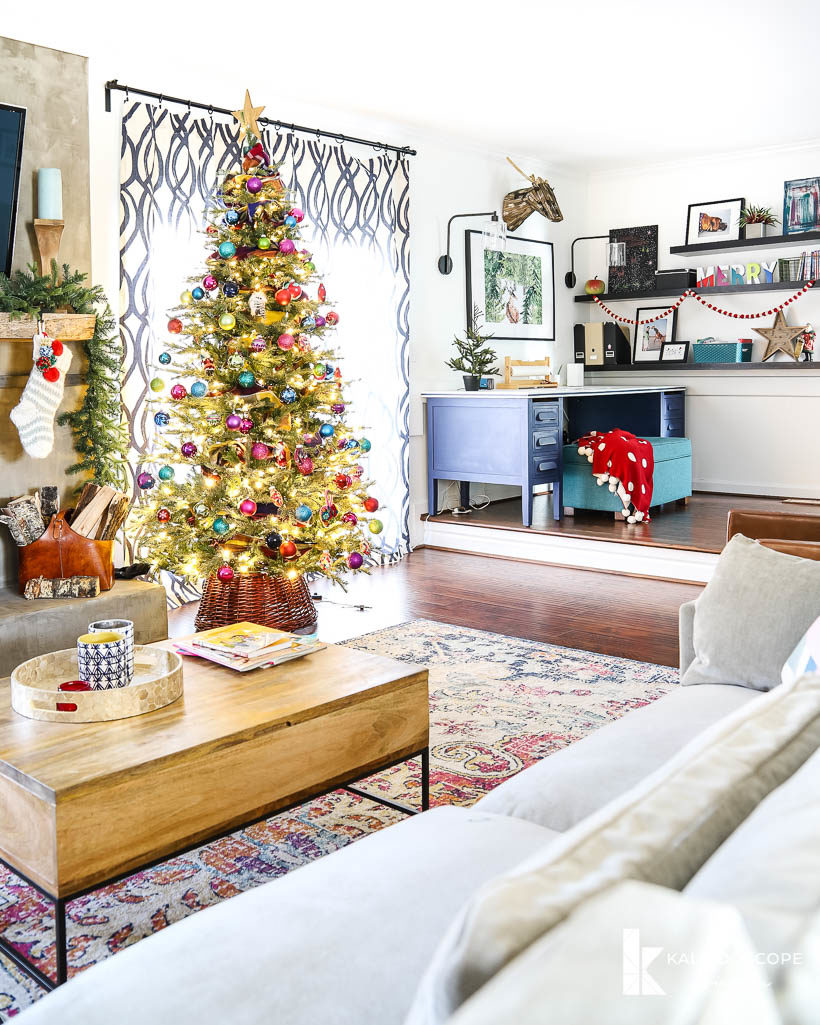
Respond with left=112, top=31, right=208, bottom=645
left=169, top=549, right=702, bottom=667
left=427, top=491, right=794, bottom=554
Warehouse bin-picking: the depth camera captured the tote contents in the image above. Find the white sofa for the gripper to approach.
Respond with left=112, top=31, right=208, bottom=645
left=18, top=599, right=777, bottom=1025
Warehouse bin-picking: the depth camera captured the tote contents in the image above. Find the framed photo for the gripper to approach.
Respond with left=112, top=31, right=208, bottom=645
left=660, top=340, right=690, bottom=364
left=465, top=230, right=555, bottom=341
left=634, top=306, right=677, bottom=363
left=685, top=198, right=744, bottom=245
left=783, top=177, right=820, bottom=235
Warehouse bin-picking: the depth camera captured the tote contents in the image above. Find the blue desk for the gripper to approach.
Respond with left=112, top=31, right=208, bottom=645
left=423, top=386, right=686, bottom=525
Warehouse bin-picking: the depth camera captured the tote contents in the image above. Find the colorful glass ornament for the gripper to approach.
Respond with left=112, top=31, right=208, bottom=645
left=265, top=529, right=283, bottom=550
left=312, top=363, right=326, bottom=379
left=348, top=552, right=363, bottom=570
left=225, top=210, right=240, bottom=225
left=190, top=380, right=208, bottom=397
left=202, top=356, right=215, bottom=375
left=314, top=315, right=326, bottom=329
left=250, top=336, right=267, bottom=352
left=290, top=208, right=304, bottom=223
left=269, top=487, right=284, bottom=507
left=302, top=315, right=316, bottom=329
left=319, top=423, right=334, bottom=438
left=154, top=410, right=170, bottom=426
left=251, top=442, right=270, bottom=459
left=194, top=503, right=207, bottom=516
left=157, top=508, right=171, bottom=523
left=137, top=472, right=155, bottom=490
left=206, top=410, right=221, bottom=425
left=274, top=288, right=291, bottom=306
left=283, top=215, right=297, bottom=228
left=246, top=176, right=262, bottom=194
left=353, top=464, right=364, bottom=478
left=180, top=290, right=194, bottom=305
left=279, top=539, right=298, bottom=561
left=360, top=438, right=372, bottom=452
left=326, top=311, right=339, bottom=326
left=368, top=518, right=384, bottom=535
left=158, top=351, right=172, bottom=365
left=279, top=239, right=296, bottom=255
left=158, top=465, right=174, bottom=481
left=239, top=499, right=257, bottom=516
left=222, top=281, right=239, bottom=297
left=334, top=473, right=352, bottom=490
left=298, top=456, right=314, bottom=476
left=217, top=564, right=235, bottom=581
left=342, top=511, right=358, bottom=525
left=226, top=413, right=242, bottom=430
left=238, top=371, right=256, bottom=388
left=295, top=504, right=313, bottom=523
left=202, top=467, right=221, bottom=486
left=318, top=283, right=327, bottom=302
left=287, top=282, right=302, bottom=299
left=277, top=333, right=295, bottom=350
left=257, top=236, right=271, bottom=250
left=203, top=274, right=218, bottom=291
left=192, top=286, right=205, bottom=301
left=181, top=442, right=198, bottom=458
left=170, top=384, right=187, bottom=400
left=219, top=312, right=237, bottom=331
left=281, top=387, right=297, bottom=403
left=332, top=403, right=345, bottom=414
left=150, top=377, right=165, bottom=393
left=239, top=417, right=254, bottom=434
left=218, top=241, right=236, bottom=259
left=320, top=503, right=338, bottom=525
left=363, top=496, right=380, bottom=513
left=167, top=318, right=183, bottom=334
left=346, top=438, right=359, bottom=450
left=228, top=354, right=244, bottom=369
left=305, top=261, right=316, bottom=272
left=212, top=517, right=230, bottom=535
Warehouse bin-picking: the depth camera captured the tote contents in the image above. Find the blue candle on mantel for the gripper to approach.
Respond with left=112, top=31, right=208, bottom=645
left=37, top=168, right=63, bottom=220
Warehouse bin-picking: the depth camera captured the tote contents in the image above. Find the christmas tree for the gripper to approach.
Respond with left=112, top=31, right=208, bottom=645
left=134, top=93, right=382, bottom=600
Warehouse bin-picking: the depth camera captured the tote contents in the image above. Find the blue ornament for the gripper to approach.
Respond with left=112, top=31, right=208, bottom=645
left=360, top=438, right=372, bottom=452
left=158, top=465, right=175, bottom=481
left=281, top=387, right=297, bottom=404
left=319, top=423, right=335, bottom=438
left=212, top=517, right=230, bottom=535
left=346, top=439, right=360, bottom=450
left=246, top=201, right=262, bottom=221
left=238, top=371, right=256, bottom=388
left=222, top=281, right=239, bottom=297
left=154, top=411, right=170, bottom=427
left=191, top=287, right=205, bottom=301
left=324, top=365, right=335, bottom=379
left=301, top=315, right=316, bottom=329
left=158, top=352, right=171, bottom=365
left=225, top=210, right=240, bottom=225
left=190, top=380, right=208, bottom=398
left=294, top=504, right=313, bottom=522
left=284, top=215, right=297, bottom=227
left=218, top=241, right=236, bottom=259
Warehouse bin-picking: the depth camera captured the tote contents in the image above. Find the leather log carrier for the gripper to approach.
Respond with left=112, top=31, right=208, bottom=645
left=18, top=511, right=115, bottom=594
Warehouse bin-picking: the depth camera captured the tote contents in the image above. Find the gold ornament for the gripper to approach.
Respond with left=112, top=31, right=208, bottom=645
left=232, top=90, right=265, bottom=140
left=754, top=310, right=806, bottom=361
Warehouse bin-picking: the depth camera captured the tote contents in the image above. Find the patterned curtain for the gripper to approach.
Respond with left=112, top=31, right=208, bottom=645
left=119, top=102, right=411, bottom=604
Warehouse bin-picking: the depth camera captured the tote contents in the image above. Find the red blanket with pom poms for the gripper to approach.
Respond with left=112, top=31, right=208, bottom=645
left=575, top=429, right=655, bottom=523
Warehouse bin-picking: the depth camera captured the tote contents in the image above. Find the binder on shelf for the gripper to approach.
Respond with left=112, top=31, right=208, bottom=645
left=575, top=322, right=631, bottom=365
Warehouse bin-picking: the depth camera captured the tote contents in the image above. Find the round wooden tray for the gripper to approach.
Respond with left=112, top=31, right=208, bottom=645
left=11, top=646, right=183, bottom=723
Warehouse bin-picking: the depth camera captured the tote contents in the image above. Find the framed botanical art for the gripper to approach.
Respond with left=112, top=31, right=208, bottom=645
left=465, top=230, right=555, bottom=341
left=685, top=198, right=744, bottom=245
left=783, top=177, right=820, bottom=235
left=634, top=306, right=677, bottom=363
left=660, top=340, right=690, bottom=364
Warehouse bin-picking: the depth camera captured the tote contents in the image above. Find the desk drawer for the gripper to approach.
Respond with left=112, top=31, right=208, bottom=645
left=533, top=455, right=560, bottom=476
left=532, top=429, right=560, bottom=452
left=531, top=402, right=559, bottom=426
left=662, top=393, right=684, bottom=414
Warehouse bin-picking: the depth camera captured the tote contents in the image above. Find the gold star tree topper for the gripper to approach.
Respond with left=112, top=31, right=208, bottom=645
left=232, top=90, right=265, bottom=139
left=754, top=310, right=807, bottom=361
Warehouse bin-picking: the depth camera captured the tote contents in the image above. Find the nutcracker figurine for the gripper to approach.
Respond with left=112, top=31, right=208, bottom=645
left=800, top=324, right=815, bottom=362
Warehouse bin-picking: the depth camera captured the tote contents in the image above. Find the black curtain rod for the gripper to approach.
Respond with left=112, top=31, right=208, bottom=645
left=104, top=79, right=417, bottom=157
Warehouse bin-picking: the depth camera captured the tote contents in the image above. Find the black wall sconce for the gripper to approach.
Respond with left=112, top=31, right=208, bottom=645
left=565, top=235, right=626, bottom=288
left=438, top=211, right=502, bottom=274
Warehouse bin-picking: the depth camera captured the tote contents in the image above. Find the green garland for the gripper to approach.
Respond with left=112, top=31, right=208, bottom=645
left=0, top=261, right=129, bottom=490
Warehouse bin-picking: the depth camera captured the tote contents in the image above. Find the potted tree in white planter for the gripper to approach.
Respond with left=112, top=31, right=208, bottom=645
left=740, top=205, right=780, bottom=239
left=446, top=305, right=499, bottom=391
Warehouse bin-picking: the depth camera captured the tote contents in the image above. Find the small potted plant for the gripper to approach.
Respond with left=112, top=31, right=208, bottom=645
left=739, top=205, right=780, bottom=239
left=446, top=306, right=499, bottom=391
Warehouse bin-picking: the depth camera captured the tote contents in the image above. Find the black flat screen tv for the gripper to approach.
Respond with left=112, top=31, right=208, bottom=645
left=0, top=103, right=26, bottom=276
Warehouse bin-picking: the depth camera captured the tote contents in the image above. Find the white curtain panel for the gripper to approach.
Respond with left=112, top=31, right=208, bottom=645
left=119, top=102, right=411, bottom=604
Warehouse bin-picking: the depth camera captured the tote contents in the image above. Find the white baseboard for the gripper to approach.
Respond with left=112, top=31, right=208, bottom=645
left=694, top=479, right=820, bottom=499
left=422, top=520, right=717, bottom=584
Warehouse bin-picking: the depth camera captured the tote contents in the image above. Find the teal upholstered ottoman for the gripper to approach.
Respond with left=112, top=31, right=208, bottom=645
left=562, top=436, right=692, bottom=516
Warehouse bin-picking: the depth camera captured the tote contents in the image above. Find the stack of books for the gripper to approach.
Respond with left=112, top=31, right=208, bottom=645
left=175, top=622, right=325, bottom=672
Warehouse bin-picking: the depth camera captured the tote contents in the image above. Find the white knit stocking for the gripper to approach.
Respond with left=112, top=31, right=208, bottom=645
left=10, top=344, right=72, bottom=458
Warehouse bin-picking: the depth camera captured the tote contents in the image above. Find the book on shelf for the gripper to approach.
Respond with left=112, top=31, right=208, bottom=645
left=175, top=621, right=325, bottom=672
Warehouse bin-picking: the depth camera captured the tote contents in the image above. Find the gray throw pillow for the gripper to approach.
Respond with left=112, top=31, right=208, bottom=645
left=682, top=534, right=820, bottom=691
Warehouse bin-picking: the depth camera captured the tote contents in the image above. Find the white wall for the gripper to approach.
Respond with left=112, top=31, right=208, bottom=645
left=575, top=142, right=820, bottom=498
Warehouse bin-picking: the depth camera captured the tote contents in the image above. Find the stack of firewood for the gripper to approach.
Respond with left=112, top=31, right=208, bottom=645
left=70, top=483, right=130, bottom=541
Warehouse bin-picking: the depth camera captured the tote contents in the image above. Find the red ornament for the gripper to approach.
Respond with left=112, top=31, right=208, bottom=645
left=168, top=318, right=183, bottom=334
left=325, top=311, right=339, bottom=326
left=363, top=497, right=379, bottom=513
left=170, top=384, right=187, bottom=400
left=288, top=282, right=302, bottom=299
left=217, top=564, right=235, bottom=582
left=274, top=288, right=292, bottom=306
left=334, top=473, right=352, bottom=490
left=43, top=367, right=60, bottom=382
left=298, top=456, right=314, bottom=476
left=157, top=508, right=171, bottom=522
left=239, top=499, right=257, bottom=516
left=279, top=539, right=298, bottom=560
left=318, top=283, right=327, bottom=302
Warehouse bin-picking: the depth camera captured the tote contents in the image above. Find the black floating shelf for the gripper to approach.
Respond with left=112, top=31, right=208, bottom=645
left=669, top=230, right=820, bottom=257
left=583, top=362, right=817, bottom=372
left=574, top=280, right=813, bottom=303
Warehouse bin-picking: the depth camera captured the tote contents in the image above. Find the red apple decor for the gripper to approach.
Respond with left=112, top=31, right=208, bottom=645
left=584, top=275, right=606, bottom=296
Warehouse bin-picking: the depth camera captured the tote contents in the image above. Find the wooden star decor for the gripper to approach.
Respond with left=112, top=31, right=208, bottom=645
left=754, top=310, right=806, bottom=361
left=232, top=90, right=265, bottom=140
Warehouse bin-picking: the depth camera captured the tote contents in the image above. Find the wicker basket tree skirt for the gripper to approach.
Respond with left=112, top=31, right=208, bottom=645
left=11, top=646, right=183, bottom=723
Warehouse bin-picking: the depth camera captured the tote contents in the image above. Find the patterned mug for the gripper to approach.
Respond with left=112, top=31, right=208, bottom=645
left=76, top=631, right=129, bottom=690
left=88, top=619, right=134, bottom=681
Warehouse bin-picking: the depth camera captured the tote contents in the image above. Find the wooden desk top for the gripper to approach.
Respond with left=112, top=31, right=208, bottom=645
left=0, top=640, right=427, bottom=802
left=421, top=385, right=685, bottom=398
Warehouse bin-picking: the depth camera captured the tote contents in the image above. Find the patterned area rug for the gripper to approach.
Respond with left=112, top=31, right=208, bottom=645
left=0, top=619, right=678, bottom=1017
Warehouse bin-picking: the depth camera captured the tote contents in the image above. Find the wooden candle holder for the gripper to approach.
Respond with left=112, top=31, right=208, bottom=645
left=33, top=218, right=65, bottom=277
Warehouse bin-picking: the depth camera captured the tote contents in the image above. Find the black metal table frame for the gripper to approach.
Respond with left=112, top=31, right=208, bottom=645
left=0, top=746, right=430, bottom=991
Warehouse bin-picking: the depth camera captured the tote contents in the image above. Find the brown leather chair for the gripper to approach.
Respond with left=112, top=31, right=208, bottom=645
left=727, top=509, right=820, bottom=561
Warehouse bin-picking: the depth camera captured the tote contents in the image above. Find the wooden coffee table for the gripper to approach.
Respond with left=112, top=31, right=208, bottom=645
left=0, top=640, right=429, bottom=989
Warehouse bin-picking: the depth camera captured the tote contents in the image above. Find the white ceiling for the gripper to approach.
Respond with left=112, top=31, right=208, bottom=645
left=5, top=0, right=820, bottom=171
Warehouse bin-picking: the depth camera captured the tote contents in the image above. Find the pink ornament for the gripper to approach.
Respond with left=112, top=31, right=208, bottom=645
left=279, top=239, right=296, bottom=255
left=251, top=442, right=271, bottom=459
left=342, top=511, right=358, bottom=526
left=353, top=464, right=364, bottom=478
left=217, top=564, right=235, bottom=582
left=240, top=499, right=257, bottom=516
left=337, top=438, right=347, bottom=450
left=277, top=332, right=295, bottom=350
left=290, top=208, right=304, bottom=222
left=250, top=336, right=267, bottom=352
left=297, top=334, right=311, bottom=352
left=332, top=403, right=345, bottom=414
left=348, top=552, right=364, bottom=570
left=203, top=274, right=218, bottom=290
left=246, top=176, right=262, bottom=194
left=239, top=417, right=254, bottom=434
left=170, top=384, right=187, bottom=400
left=298, top=456, right=314, bottom=476
left=226, top=413, right=242, bottom=430
left=181, top=441, right=197, bottom=457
